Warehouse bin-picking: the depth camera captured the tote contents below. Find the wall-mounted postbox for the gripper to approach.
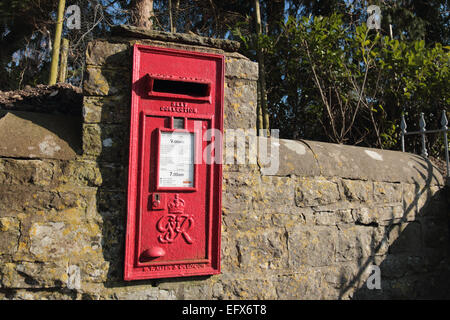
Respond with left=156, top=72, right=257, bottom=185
left=124, top=45, right=224, bottom=280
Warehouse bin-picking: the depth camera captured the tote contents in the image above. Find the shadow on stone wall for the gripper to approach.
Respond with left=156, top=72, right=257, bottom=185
left=0, top=110, right=82, bottom=156
left=342, top=159, right=450, bottom=299
left=0, top=83, right=83, bottom=159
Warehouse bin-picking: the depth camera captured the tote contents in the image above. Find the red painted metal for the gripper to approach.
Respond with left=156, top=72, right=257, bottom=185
left=124, top=44, right=224, bottom=280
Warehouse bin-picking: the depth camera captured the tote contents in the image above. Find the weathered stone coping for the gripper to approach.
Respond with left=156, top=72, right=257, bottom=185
left=111, top=25, right=240, bottom=52
left=0, top=111, right=81, bottom=160
left=263, top=138, right=444, bottom=186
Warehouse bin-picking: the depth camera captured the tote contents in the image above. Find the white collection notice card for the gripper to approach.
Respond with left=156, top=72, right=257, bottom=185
left=159, top=131, right=195, bottom=188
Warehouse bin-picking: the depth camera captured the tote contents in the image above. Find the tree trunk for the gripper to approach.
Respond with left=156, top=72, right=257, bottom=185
left=253, top=0, right=270, bottom=135
left=169, top=0, right=174, bottom=32
left=58, top=38, right=69, bottom=83
left=174, top=0, right=180, bottom=32
left=131, top=0, right=154, bottom=29
left=48, top=0, right=66, bottom=85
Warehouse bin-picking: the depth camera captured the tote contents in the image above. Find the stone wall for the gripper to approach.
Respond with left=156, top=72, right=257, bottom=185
left=0, top=30, right=449, bottom=299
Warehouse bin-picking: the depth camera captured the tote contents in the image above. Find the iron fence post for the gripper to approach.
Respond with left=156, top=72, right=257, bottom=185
left=400, top=114, right=407, bottom=152
left=419, top=112, right=428, bottom=158
left=401, top=110, right=449, bottom=178
left=441, top=110, right=449, bottom=178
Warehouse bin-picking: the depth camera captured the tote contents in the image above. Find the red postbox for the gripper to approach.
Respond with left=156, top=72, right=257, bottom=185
left=124, top=45, right=224, bottom=280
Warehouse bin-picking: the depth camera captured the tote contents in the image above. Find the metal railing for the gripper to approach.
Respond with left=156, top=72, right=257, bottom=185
left=400, top=110, right=449, bottom=178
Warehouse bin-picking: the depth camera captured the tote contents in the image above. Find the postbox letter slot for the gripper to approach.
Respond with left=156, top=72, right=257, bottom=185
left=151, top=78, right=211, bottom=97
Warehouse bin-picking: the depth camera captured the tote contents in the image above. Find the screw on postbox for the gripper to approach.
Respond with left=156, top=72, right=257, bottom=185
left=124, top=45, right=224, bottom=280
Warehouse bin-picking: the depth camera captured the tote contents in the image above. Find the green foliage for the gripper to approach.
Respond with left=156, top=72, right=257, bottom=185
left=236, top=13, right=449, bottom=153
